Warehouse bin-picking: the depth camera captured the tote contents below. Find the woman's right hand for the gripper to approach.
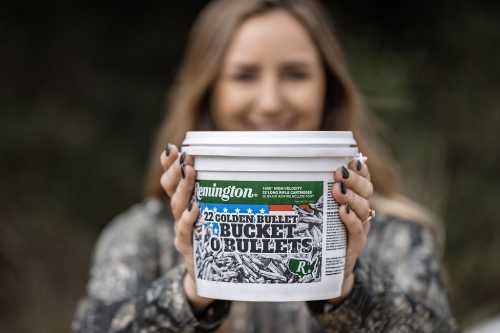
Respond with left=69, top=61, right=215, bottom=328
left=160, top=143, right=215, bottom=311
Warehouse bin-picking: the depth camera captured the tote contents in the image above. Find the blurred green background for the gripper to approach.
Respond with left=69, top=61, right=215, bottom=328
left=1, top=1, right=499, bottom=332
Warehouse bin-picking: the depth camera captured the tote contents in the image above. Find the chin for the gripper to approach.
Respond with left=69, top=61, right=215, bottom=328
left=255, top=127, right=288, bottom=131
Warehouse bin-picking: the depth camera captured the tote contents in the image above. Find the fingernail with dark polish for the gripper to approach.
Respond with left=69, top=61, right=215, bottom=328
left=340, top=181, right=347, bottom=195
left=179, top=152, right=186, bottom=165
left=346, top=204, right=351, bottom=214
left=165, top=143, right=171, bottom=156
left=356, top=160, right=362, bottom=171
left=342, top=166, right=349, bottom=179
left=188, top=200, right=193, bottom=212
left=180, top=163, right=185, bottom=179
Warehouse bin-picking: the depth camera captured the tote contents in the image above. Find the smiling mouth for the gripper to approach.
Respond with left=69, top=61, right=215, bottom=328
left=248, top=120, right=295, bottom=131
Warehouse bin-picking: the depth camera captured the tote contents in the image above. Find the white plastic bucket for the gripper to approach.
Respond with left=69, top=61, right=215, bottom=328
left=181, top=131, right=359, bottom=302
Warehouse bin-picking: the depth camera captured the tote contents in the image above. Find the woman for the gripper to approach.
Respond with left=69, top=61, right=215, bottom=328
left=73, top=0, right=459, bottom=332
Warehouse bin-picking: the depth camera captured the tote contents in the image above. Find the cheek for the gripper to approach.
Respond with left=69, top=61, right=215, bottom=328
left=284, top=81, right=324, bottom=120
left=211, top=81, right=253, bottom=129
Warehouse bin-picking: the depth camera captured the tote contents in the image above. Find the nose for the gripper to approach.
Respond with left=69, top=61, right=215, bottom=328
left=256, top=75, right=282, bottom=116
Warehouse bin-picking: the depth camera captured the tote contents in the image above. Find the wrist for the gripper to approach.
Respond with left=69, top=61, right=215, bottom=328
left=328, top=272, right=354, bottom=305
left=183, top=272, right=215, bottom=311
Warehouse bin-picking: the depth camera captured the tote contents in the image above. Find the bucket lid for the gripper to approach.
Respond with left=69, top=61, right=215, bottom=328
left=181, top=131, right=358, bottom=158
left=182, top=131, right=356, bottom=146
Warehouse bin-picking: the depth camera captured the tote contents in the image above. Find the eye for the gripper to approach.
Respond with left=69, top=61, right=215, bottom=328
left=285, top=71, right=310, bottom=80
left=231, top=72, right=257, bottom=82
left=281, top=64, right=311, bottom=81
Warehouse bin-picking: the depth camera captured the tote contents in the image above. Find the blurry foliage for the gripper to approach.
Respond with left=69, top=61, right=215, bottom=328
left=1, top=1, right=499, bottom=332
left=344, top=5, right=500, bottom=326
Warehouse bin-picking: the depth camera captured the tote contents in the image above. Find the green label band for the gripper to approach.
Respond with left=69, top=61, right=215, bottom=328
left=195, top=180, right=323, bottom=204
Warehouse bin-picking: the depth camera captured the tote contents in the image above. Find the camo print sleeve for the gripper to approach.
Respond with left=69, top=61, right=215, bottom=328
left=72, top=200, right=230, bottom=333
left=307, top=216, right=460, bottom=332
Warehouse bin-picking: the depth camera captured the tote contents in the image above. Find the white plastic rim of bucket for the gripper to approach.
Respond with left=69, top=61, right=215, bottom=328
left=182, top=130, right=357, bottom=146
left=181, top=131, right=358, bottom=158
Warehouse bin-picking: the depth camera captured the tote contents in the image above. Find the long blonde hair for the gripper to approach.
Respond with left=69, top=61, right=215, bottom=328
left=143, top=0, right=434, bottom=228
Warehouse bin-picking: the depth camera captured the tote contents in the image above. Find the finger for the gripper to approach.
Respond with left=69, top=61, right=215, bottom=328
left=362, top=218, right=372, bottom=235
left=339, top=204, right=366, bottom=272
left=174, top=202, right=200, bottom=257
left=178, top=151, right=195, bottom=167
left=160, top=144, right=179, bottom=171
left=160, top=165, right=181, bottom=198
left=334, top=165, right=373, bottom=199
left=170, top=164, right=197, bottom=221
left=160, top=153, right=195, bottom=198
left=333, top=181, right=371, bottom=221
left=348, top=158, right=370, bottom=181
left=161, top=145, right=195, bottom=172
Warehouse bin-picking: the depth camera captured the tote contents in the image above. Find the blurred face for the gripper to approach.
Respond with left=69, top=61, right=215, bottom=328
left=211, top=9, right=326, bottom=130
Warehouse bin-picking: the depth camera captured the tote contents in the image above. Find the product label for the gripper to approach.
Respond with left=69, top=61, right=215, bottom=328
left=193, top=180, right=324, bottom=284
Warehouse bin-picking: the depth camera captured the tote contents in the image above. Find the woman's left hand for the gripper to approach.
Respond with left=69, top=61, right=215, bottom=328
left=330, top=158, right=374, bottom=303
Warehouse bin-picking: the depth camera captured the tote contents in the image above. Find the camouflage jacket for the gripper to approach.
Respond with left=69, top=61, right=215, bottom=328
left=72, top=198, right=459, bottom=332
